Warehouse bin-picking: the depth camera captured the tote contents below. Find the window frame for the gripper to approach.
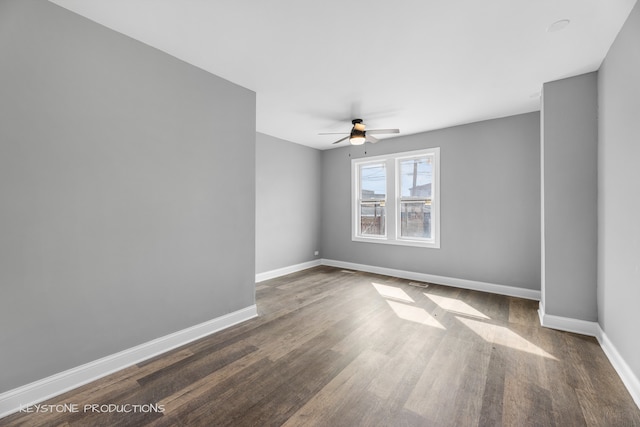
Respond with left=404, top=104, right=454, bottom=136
left=351, top=148, right=440, bottom=249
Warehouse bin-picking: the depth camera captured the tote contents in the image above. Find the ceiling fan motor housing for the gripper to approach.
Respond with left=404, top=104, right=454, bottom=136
left=351, top=118, right=366, bottom=137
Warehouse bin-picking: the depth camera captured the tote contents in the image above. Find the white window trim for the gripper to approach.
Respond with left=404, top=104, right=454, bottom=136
left=351, top=148, right=440, bottom=249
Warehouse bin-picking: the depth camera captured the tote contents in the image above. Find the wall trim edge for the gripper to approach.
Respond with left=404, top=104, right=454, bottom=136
left=537, top=301, right=600, bottom=336
left=538, top=302, right=639, bottom=409
left=255, top=259, right=322, bottom=283
left=0, top=305, right=258, bottom=419
left=321, top=258, right=541, bottom=300
left=597, top=326, right=640, bottom=409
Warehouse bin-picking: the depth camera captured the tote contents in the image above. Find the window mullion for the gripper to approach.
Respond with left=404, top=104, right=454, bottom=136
left=385, top=158, right=394, bottom=241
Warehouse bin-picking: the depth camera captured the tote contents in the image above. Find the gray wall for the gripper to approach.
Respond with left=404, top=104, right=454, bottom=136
left=0, top=0, right=256, bottom=393
left=256, top=133, right=322, bottom=274
left=598, top=2, right=640, bottom=380
left=540, top=73, right=598, bottom=321
left=321, top=112, right=541, bottom=290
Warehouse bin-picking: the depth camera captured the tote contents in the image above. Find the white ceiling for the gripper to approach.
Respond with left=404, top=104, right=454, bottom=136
left=49, top=0, right=636, bottom=150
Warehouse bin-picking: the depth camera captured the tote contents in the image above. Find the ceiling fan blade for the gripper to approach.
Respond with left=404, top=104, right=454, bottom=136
left=319, top=132, right=349, bottom=135
left=366, top=128, right=400, bottom=135
left=365, top=134, right=379, bottom=144
left=332, top=136, right=350, bottom=145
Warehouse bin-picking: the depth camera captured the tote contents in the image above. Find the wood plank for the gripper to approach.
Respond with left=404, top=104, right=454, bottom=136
left=404, top=336, right=492, bottom=425
left=282, top=349, right=390, bottom=427
left=502, top=375, right=555, bottom=427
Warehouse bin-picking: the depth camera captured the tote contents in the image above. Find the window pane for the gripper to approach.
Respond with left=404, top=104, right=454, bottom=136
left=400, top=201, right=431, bottom=239
left=399, top=157, right=432, bottom=198
left=360, top=203, right=386, bottom=236
left=360, top=163, right=386, bottom=200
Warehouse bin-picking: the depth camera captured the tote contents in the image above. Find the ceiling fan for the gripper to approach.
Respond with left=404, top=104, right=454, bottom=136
left=319, top=119, right=400, bottom=145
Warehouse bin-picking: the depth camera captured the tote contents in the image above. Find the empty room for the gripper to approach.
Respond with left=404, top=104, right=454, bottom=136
left=1, top=0, right=639, bottom=425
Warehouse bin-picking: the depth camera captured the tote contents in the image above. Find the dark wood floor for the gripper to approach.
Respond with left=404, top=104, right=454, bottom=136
left=3, top=266, right=639, bottom=426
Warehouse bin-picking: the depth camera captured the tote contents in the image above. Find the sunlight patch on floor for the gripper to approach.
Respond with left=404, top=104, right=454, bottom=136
left=424, top=293, right=490, bottom=319
left=456, top=316, right=556, bottom=359
left=372, top=282, right=415, bottom=303
left=386, top=300, right=445, bottom=329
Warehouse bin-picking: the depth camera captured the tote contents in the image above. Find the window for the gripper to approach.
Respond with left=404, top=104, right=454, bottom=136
left=358, top=162, right=386, bottom=237
left=352, top=148, right=440, bottom=248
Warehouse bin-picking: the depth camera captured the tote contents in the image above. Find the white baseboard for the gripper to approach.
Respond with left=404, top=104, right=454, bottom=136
left=597, top=326, right=640, bottom=409
left=255, top=259, right=322, bottom=283
left=321, top=259, right=541, bottom=300
left=0, top=305, right=258, bottom=419
left=537, top=302, right=600, bottom=336
left=537, top=302, right=640, bottom=409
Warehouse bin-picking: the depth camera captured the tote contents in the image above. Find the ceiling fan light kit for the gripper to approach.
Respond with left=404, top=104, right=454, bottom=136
left=349, top=119, right=366, bottom=145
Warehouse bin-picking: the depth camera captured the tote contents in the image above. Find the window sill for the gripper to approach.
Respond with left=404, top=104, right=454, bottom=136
left=352, top=236, right=440, bottom=249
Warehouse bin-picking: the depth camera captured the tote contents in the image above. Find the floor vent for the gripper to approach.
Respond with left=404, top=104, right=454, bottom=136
left=408, top=281, right=430, bottom=288
left=340, top=270, right=357, bottom=274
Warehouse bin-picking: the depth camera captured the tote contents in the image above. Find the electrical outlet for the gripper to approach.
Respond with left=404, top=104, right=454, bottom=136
left=314, top=251, right=319, bottom=256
